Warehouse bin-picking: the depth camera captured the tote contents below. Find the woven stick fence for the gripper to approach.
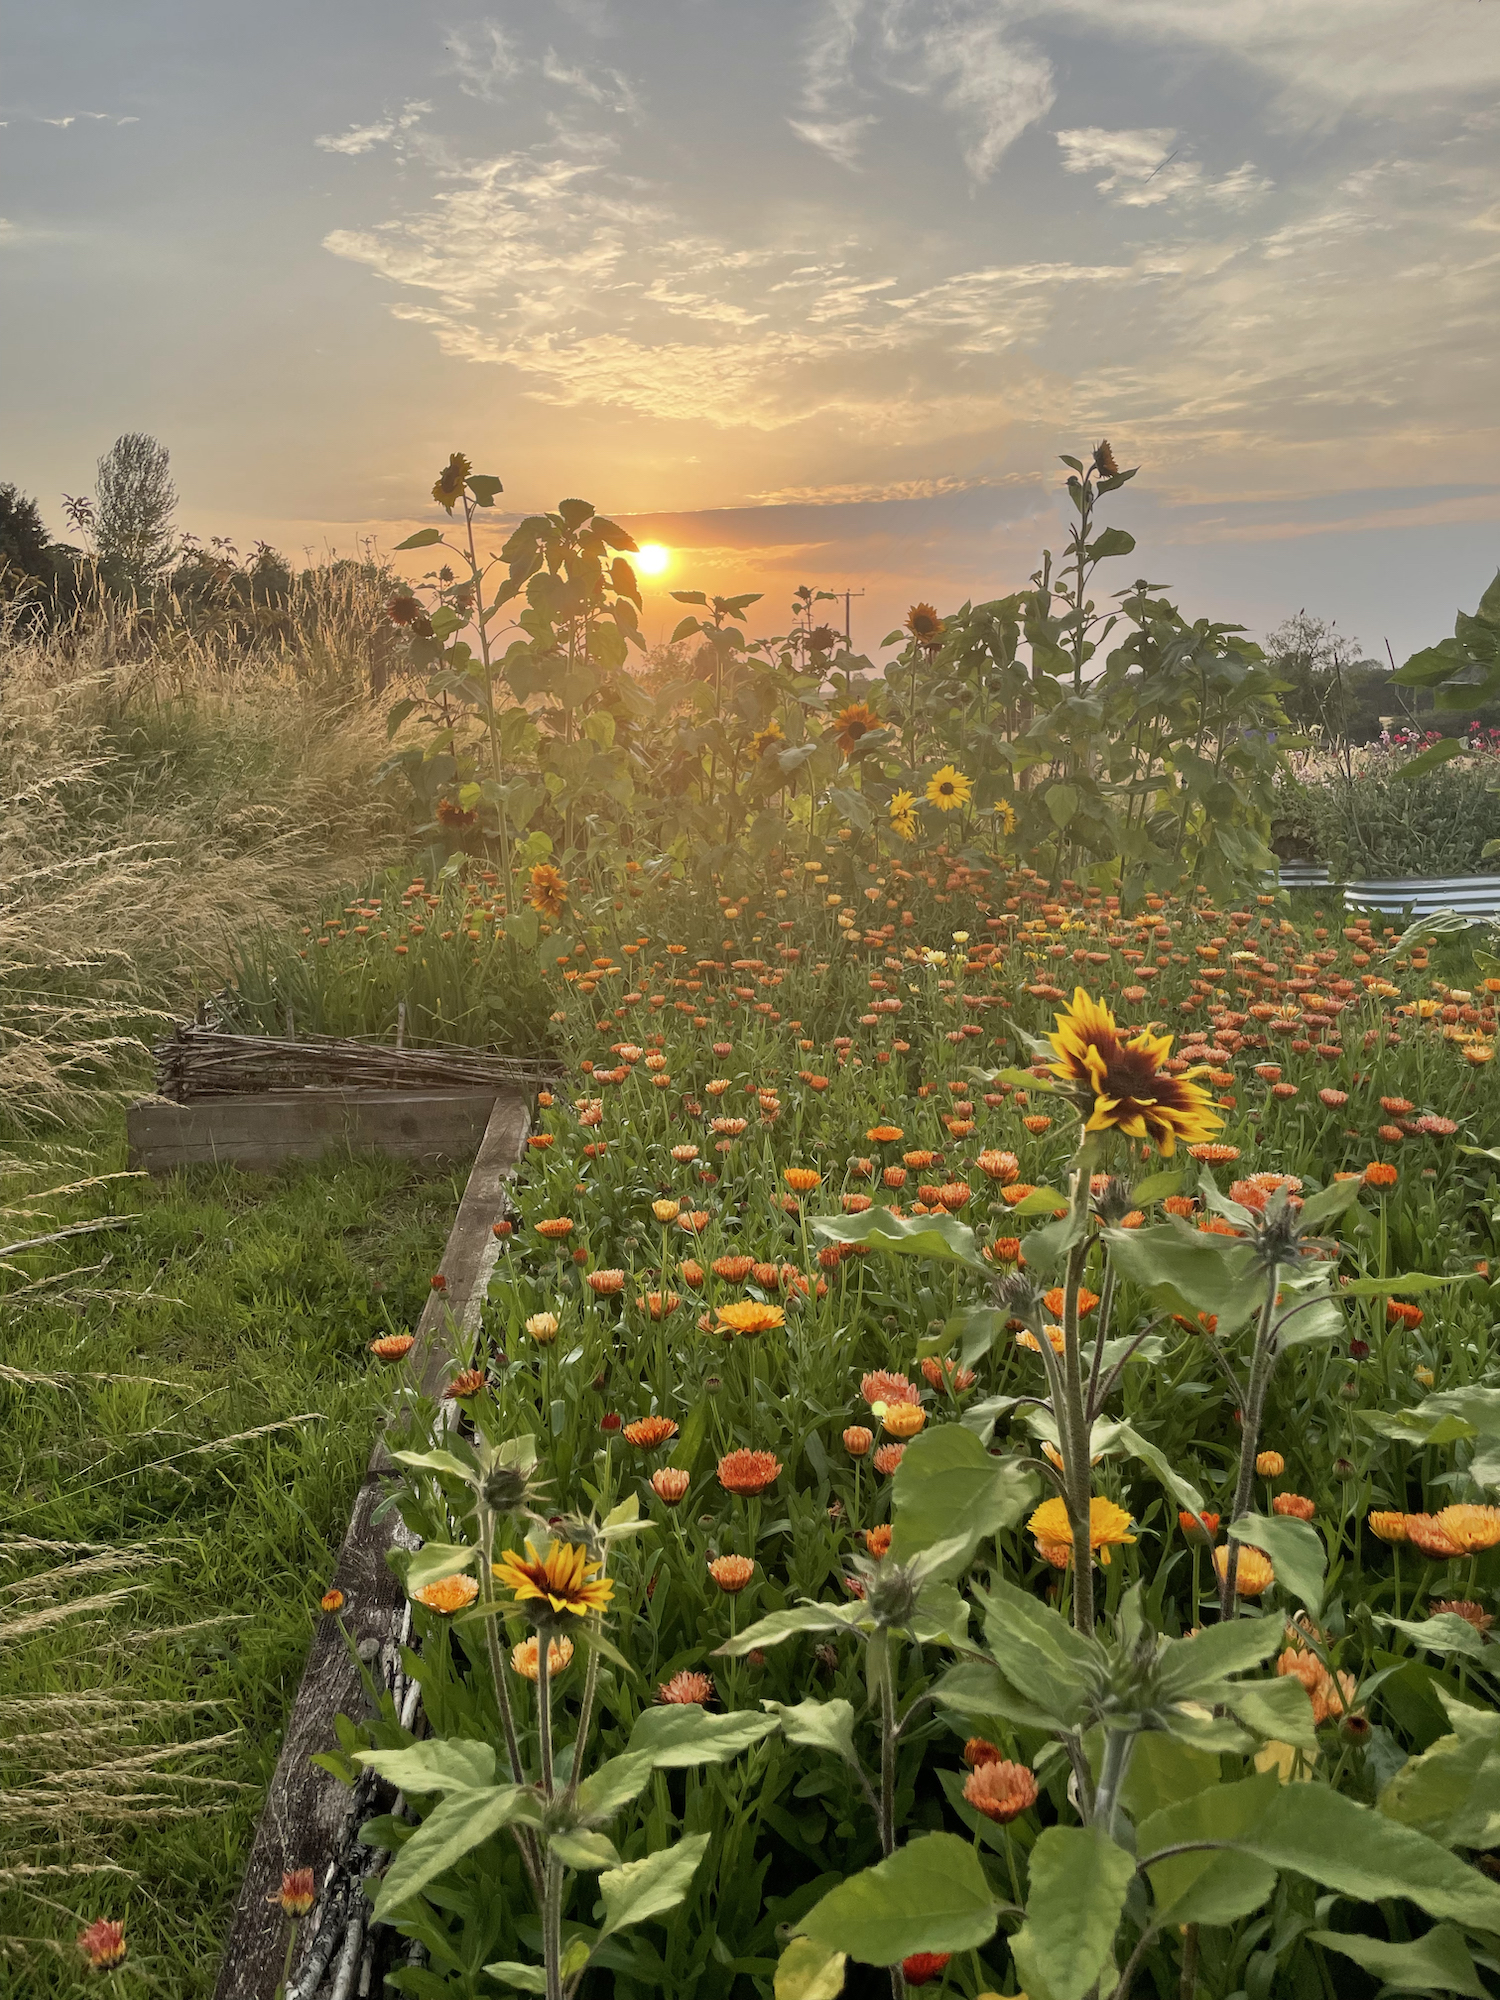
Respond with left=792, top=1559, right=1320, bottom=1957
left=152, top=1024, right=560, bottom=1102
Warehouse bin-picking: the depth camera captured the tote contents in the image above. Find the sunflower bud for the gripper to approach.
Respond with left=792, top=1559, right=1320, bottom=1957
left=480, top=1462, right=534, bottom=1513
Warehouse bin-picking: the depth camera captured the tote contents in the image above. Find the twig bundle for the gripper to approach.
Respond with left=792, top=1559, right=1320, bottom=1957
left=151, top=1023, right=559, bottom=1101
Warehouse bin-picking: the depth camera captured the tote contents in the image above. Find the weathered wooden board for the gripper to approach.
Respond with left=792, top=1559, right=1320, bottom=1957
left=211, top=1091, right=530, bottom=2000
left=126, top=1088, right=504, bottom=1175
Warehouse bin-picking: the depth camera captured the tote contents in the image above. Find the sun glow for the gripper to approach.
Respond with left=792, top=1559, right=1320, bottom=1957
left=635, top=542, right=671, bottom=577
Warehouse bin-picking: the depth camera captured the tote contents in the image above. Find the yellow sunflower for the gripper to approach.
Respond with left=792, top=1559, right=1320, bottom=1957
left=994, top=798, right=1018, bottom=836
left=526, top=862, right=570, bottom=920
left=1048, top=988, right=1222, bottom=1157
left=888, top=789, right=919, bottom=841
left=905, top=602, right=944, bottom=646
left=432, top=452, right=471, bottom=513
left=494, top=1538, right=614, bottom=1618
left=750, top=719, right=786, bottom=758
left=925, top=765, right=972, bottom=812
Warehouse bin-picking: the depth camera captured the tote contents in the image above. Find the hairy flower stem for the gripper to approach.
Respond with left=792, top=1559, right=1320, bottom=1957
left=1219, top=1264, right=1280, bottom=1616
left=560, top=1624, right=602, bottom=1815
left=1092, top=1726, right=1134, bottom=1841
left=877, top=1636, right=898, bottom=1858
left=475, top=1506, right=542, bottom=1894
left=1059, top=1208, right=1096, bottom=1636
left=542, top=1852, right=565, bottom=2000
left=1083, top=1262, right=1117, bottom=1423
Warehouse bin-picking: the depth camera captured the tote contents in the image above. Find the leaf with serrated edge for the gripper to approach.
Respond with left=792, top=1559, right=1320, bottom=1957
left=799, top=1832, right=999, bottom=1965
left=374, top=1786, right=526, bottom=1917
left=598, top=1834, right=710, bottom=1937
left=1010, top=1827, right=1134, bottom=2000
left=355, top=1739, right=495, bottom=1794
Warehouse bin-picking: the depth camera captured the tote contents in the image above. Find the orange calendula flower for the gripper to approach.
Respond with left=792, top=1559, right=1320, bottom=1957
left=1363, top=1161, right=1398, bottom=1189
left=414, top=1574, right=480, bottom=1614
left=652, top=1198, right=682, bottom=1221
left=1431, top=1504, right=1500, bottom=1553
left=964, top=1736, right=1001, bottom=1768
left=445, top=1368, right=487, bottom=1400
left=535, top=1217, right=574, bottom=1240
left=1432, top=1600, right=1493, bottom=1632
left=709, top=1555, right=756, bottom=1594
left=1255, top=1450, right=1285, bottom=1477
left=865, top=1524, right=893, bottom=1557
left=635, top=1291, right=681, bottom=1320
left=861, top=1369, right=918, bottom=1406
left=1404, top=1513, right=1464, bottom=1558
left=1028, top=1496, right=1137, bottom=1566
left=963, top=1759, right=1038, bottom=1824
left=716, top=1300, right=786, bottom=1337
left=271, top=1867, right=316, bottom=1916
left=783, top=1167, right=822, bottom=1194
left=370, top=1333, right=416, bottom=1360
left=320, top=1588, right=345, bottom=1614
left=651, top=1467, right=691, bottom=1505
left=1214, top=1545, right=1274, bottom=1596
left=873, top=1443, right=906, bottom=1475
left=1386, top=1299, right=1424, bottom=1329
left=718, top=1448, right=782, bottom=1496
left=494, top=1540, right=614, bottom=1618
left=511, top=1634, right=574, bottom=1680
left=881, top=1402, right=927, bottom=1440
left=1042, top=1286, right=1100, bottom=1318
left=658, top=1669, right=715, bottom=1704
left=712, top=1254, right=756, bottom=1281
left=844, top=1425, right=873, bottom=1457
left=624, top=1415, right=679, bottom=1449
left=1048, top=989, right=1222, bottom=1156
left=1273, top=1492, right=1316, bottom=1521
left=1367, top=1510, right=1408, bottom=1543
left=1016, top=1324, right=1066, bottom=1355
left=867, top=1124, right=905, bottom=1143
left=587, top=1269, right=626, bottom=1296
left=977, top=1149, right=1020, bottom=1183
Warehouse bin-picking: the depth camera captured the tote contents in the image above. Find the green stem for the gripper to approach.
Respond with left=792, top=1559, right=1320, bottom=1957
left=1219, top=1264, right=1280, bottom=1616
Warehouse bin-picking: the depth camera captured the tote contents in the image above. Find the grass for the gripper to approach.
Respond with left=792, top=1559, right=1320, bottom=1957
left=0, top=1136, right=464, bottom=1997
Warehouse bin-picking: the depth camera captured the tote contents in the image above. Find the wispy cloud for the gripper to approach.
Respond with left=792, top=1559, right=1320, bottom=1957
left=1056, top=128, right=1271, bottom=209
left=315, top=101, right=430, bottom=156
left=787, top=0, right=1053, bottom=179
left=444, top=20, right=521, bottom=101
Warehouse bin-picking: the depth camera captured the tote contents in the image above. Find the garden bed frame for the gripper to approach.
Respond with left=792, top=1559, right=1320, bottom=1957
left=210, top=1089, right=531, bottom=2000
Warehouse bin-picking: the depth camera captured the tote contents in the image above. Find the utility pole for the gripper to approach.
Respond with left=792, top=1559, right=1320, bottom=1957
left=840, top=587, right=865, bottom=647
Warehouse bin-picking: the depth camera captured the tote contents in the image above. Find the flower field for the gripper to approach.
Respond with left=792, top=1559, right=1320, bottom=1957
left=311, top=858, right=1500, bottom=2000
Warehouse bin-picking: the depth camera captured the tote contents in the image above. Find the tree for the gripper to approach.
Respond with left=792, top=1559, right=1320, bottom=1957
left=93, top=432, right=177, bottom=590
left=0, top=482, right=52, bottom=584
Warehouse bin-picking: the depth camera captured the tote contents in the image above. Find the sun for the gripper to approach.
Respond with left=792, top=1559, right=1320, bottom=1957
left=635, top=542, right=671, bottom=577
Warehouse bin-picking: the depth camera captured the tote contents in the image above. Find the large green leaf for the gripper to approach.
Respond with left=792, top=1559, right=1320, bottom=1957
left=1228, top=1513, right=1326, bottom=1616
left=1236, top=1784, right=1500, bottom=1930
left=931, top=1658, right=1072, bottom=1733
left=889, top=1423, right=1036, bottom=1563
left=1010, top=1827, right=1134, bottom=2000
left=1155, top=1614, right=1281, bottom=1701
left=374, top=1785, right=529, bottom=1917
left=1308, top=1925, right=1487, bottom=1998
left=1392, top=738, right=1468, bottom=782
left=774, top=1938, right=848, bottom=2000
left=482, top=1963, right=548, bottom=1994
left=396, top=527, right=443, bottom=549
left=574, top=1751, right=655, bottom=1822
left=403, top=1542, right=478, bottom=1593
left=550, top=1829, right=621, bottom=1872
left=1379, top=1697, right=1500, bottom=1851
left=799, top=1833, right=1000, bottom=1965
left=1379, top=1612, right=1492, bottom=1662
left=627, top=1705, right=778, bottom=1767
left=809, top=1207, right=988, bottom=1273
left=1337, top=1272, right=1473, bottom=1298
left=355, top=1739, right=496, bottom=1794
left=1100, top=1221, right=1258, bottom=1330
left=1092, top=1419, right=1204, bottom=1514
left=716, top=1602, right=866, bottom=1658
left=1214, top=1670, right=1318, bottom=1753
left=764, top=1698, right=858, bottom=1765
left=599, top=1835, right=711, bottom=1937
left=1118, top=1734, right=1220, bottom=1824
left=1141, top=1772, right=1279, bottom=1927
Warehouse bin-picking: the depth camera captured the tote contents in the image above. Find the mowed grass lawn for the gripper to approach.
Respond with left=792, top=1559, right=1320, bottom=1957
left=0, top=1138, right=463, bottom=1997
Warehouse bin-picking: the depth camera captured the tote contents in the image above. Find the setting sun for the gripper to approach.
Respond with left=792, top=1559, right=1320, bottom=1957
left=635, top=542, right=671, bottom=577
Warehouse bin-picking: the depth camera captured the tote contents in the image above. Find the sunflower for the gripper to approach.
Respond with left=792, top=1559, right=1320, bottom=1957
left=889, top=789, right=919, bottom=841
left=1047, top=988, right=1223, bottom=1157
left=925, top=765, right=972, bottom=812
left=833, top=701, right=881, bottom=752
left=526, top=862, right=570, bottom=920
left=432, top=452, right=471, bottom=512
left=994, top=798, right=1018, bottom=836
left=1093, top=439, right=1119, bottom=478
left=750, top=719, right=786, bottom=759
left=494, top=1538, right=614, bottom=1619
left=906, top=602, right=944, bottom=646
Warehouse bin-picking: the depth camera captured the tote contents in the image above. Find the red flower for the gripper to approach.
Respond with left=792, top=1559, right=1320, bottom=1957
left=902, top=1954, right=952, bottom=1987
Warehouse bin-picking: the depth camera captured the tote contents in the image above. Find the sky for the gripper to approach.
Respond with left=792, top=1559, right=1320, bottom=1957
left=4, top=0, right=1500, bottom=662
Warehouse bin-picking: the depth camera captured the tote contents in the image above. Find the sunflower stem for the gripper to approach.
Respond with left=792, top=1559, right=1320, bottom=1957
left=1059, top=1179, right=1096, bottom=1637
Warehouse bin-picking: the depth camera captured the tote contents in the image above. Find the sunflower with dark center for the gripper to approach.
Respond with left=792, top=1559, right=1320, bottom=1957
left=833, top=701, right=880, bottom=752
left=431, top=451, right=471, bottom=511
left=1047, top=987, right=1222, bottom=1157
left=905, top=602, right=944, bottom=646
left=494, top=1538, right=614, bottom=1620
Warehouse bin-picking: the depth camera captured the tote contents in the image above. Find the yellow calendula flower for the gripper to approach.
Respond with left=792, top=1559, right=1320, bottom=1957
left=1047, top=988, right=1222, bottom=1157
left=1027, top=1496, right=1137, bottom=1566
left=925, top=764, right=972, bottom=812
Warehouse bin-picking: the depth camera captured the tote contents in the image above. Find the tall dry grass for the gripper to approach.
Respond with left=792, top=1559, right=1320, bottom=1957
left=0, top=591, right=410, bottom=1132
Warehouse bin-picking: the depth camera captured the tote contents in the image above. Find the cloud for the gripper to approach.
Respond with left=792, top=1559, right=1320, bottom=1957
left=316, top=101, right=430, bottom=156
left=444, top=20, right=521, bottom=101
left=788, top=0, right=1053, bottom=180
left=1056, top=128, right=1271, bottom=208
